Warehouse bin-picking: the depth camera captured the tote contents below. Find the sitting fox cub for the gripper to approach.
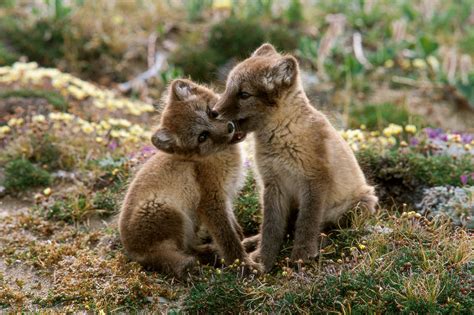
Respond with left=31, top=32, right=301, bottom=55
left=214, top=44, right=378, bottom=272
left=119, top=79, right=261, bottom=277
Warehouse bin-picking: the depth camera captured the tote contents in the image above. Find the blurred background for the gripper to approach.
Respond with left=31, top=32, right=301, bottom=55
left=0, top=2, right=473, bottom=312
left=1, top=0, right=473, bottom=131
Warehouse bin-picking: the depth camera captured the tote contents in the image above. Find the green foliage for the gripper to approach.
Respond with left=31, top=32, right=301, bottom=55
left=2, top=159, right=51, bottom=192
left=357, top=149, right=474, bottom=205
left=284, top=0, right=304, bottom=25
left=171, top=17, right=302, bottom=82
left=0, top=89, right=68, bottom=112
left=349, top=103, right=423, bottom=130
left=208, top=17, right=266, bottom=62
left=28, top=133, right=63, bottom=171
left=0, top=17, right=66, bottom=67
left=184, top=0, right=212, bottom=22
left=168, top=44, right=223, bottom=83
left=184, top=272, right=248, bottom=313
left=454, top=74, right=474, bottom=110
left=459, top=28, right=474, bottom=55
left=0, top=43, right=18, bottom=65
left=234, top=171, right=261, bottom=235
left=417, top=35, right=439, bottom=58
left=92, top=190, right=118, bottom=214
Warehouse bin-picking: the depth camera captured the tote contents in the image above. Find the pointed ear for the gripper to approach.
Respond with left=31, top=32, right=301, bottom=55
left=252, top=43, right=278, bottom=57
left=151, top=128, right=176, bottom=153
left=170, top=79, right=197, bottom=101
left=272, top=56, right=298, bottom=87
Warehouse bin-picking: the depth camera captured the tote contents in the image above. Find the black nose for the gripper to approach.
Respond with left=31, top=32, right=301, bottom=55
left=210, top=110, right=219, bottom=118
left=227, top=122, right=235, bottom=133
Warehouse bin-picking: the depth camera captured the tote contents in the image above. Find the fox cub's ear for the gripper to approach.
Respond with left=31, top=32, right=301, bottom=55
left=170, top=79, right=197, bottom=101
left=151, top=128, right=176, bottom=153
left=252, top=43, right=278, bottom=57
left=266, top=56, right=298, bottom=89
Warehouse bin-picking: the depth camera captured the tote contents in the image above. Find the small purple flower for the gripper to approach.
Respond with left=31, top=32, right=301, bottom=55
left=461, top=134, right=473, bottom=144
left=108, top=140, right=118, bottom=151
left=244, top=159, right=251, bottom=169
left=410, top=138, right=419, bottom=146
left=425, top=128, right=443, bottom=139
left=460, top=174, right=468, bottom=185
left=141, top=145, right=156, bottom=154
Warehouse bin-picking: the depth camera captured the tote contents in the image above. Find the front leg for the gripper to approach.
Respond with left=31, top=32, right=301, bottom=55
left=291, top=181, right=326, bottom=262
left=198, top=193, right=260, bottom=271
left=255, top=183, right=290, bottom=272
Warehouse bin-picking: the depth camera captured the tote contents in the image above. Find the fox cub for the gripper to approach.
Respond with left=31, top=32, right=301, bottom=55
left=214, top=44, right=378, bottom=272
left=119, top=79, right=261, bottom=277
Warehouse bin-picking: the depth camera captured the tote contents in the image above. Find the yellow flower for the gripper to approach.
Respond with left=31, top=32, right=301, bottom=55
left=384, top=60, right=394, bottom=68
left=360, top=124, right=366, bottom=130
left=43, top=187, right=52, bottom=196
left=81, top=123, right=94, bottom=134
left=0, top=125, right=11, bottom=134
left=400, top=140, right=408, bottom=147
left=213, top=0, right=232, bottom=9
left=32, top=115, right=46, bottom=123
left=412, top=58, right=426, bottom=69
left=405, top=125, right=417, bottom=134
left=110, top=130, right=120, bottom=138
left=358, top=244, right=366, bottom=250
left=7, top=118, right=24, bottom=127
left=383, top=124, right=402, bottom=137
left=95, top=137, right=104, bottom=143
left=427, top=56, right=440, bottom=71
left=400, top=59, right=411, bottom=69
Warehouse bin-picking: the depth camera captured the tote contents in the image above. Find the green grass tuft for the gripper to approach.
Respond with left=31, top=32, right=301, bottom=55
left=234, top=171, right=261, bottom=236
left=2, top=158, right=51, bottom=192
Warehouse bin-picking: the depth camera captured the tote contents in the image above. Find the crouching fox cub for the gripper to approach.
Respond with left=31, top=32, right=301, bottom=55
left=119, top=79, right=262, bottom=277
left=214, top=44, right=378, bottom=272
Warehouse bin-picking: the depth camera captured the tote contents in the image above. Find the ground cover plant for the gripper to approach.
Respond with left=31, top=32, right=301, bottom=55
left=0, top=0, right=473, bottom=313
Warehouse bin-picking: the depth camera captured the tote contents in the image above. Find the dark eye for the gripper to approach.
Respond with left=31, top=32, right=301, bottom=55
left=198, top=131, right=209, bottom=143
left=238, top=91, right=251, bottom=100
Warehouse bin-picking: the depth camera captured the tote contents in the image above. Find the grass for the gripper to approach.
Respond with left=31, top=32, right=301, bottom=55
left=2, top=159, right=51, bottom=192
left=233, top=171, right=261, bottom=236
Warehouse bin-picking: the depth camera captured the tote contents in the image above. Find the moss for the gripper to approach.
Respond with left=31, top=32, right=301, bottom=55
left=0, top=89, right=68, bottom=112
left=2, top=158, right=51, bottom=192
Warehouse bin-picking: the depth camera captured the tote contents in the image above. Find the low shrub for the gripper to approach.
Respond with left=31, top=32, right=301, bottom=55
left=2, top=158, right=51, bottom=192
left=357, top=149, right=474, bottom=205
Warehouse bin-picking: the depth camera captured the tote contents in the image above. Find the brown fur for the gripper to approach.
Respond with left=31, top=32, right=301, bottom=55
left=119, top=79, right=262, bottom=277
left=214, top=44, right=378, bottom=271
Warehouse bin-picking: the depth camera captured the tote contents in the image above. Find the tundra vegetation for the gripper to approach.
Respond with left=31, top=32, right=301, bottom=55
left=0, top=0, right=472, bottom=312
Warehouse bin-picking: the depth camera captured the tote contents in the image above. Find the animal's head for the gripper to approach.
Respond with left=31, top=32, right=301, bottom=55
left=213, top=43, right=300, bottom=134
left=151, top=79, right=243, bottom=157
